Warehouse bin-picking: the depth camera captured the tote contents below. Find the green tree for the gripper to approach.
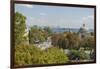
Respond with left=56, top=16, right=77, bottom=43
left=80, top=36, right=95, bottom=60
left=43, top=26, right=52, bottom=36
left=15, top=12, right=26, bottom=45
left=15, top=44, right=42, bottom=66
left=51, top=34, right=63, bottom=47
left=51, top=32, right=81, bottom=49
left=68, top=49, right=88, bottom=60
left=90, top=32, right=94, bottom=36
left=44, top=47, right=69, bottom=64
left=58, top=36, right=68, bottom=49
left=65, top=32, right=81, bottom=49
left=29, top=26, right=48, bottom=44
left=81, top=36, right=95, bottom=50
left=15, top=44, right=69, bottom=66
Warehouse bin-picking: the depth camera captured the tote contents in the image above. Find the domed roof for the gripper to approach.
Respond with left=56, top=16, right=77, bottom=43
left=79, top=24, right=88, bottom=33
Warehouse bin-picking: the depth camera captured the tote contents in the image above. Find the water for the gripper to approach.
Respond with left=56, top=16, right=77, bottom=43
left=52, top=28, right=94, bottom=33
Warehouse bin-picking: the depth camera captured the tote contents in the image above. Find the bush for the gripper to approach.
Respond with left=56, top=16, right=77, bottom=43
left=15, top=44, right=69, bottom=66
left=81, top=36, right=95, bottom=50
left=43, top=47, right=69, bottom=64
left=68, top=49, right=88, bottom=60
left=15, top=44, right=42, bottom=66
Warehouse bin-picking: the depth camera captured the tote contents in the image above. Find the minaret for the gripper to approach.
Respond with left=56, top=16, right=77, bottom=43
left=83, top=23, right=85, bottom=27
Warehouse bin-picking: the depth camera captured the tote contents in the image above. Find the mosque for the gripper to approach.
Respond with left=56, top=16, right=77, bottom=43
left=78, top=23, right=89, bottom=38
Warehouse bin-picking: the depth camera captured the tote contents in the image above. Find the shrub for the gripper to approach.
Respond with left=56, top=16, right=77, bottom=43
left=81, top=36, right=95, bottom=50
left=15, top=44, right=42, bottom=66
left=43, top=47, right=69, bottom=64
left=68, top=49, right=88, bottom=60
left=15, top=44, right=69, bottom=66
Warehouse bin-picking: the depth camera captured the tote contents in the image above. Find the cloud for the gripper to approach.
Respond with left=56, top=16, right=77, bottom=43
left=82, top=15, right=94, bottom=29
left=19, top=4, right=33, bottom=8
left=39, top=13, right=47, bottom=16
left=27, top=16, right=35, bottom=27
left=87, top=15, right=94, bottom=19
left=83, top=15, right=94, bottom=21
left=30, top=16, right=34, bottom=20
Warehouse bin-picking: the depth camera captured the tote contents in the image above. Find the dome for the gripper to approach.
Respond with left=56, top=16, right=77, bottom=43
left=79, top=24, right=88, bottom=33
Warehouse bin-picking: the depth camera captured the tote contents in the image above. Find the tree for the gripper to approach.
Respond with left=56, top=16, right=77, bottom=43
left=58, top=36, right=68, bottom=49
left=51, top=34, right=62, bottom=47
left=68, top=49, right=88, bottom=60
left=80, top=36, right=95, bottom=60
left=90, top=32, right=94, bottom=36
left=15, top=44, right=42, bottom=66
left=15, top=12, right=26, bottom=45
left=15, top=44, right=69, bottom=66
left=51, top=32, right=81, bottom=49
left=43, top=26, right=52, bottom=36
left=81, top=36, right=95, bottom=50
left=65, top=32, right=81, bottom=49
left=44, top=47, right=69, bottom=64
left=29, top=26, right=47, bottom=44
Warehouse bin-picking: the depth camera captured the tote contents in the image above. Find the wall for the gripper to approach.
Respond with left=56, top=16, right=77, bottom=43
left=0, top=0, right=100, bottom=69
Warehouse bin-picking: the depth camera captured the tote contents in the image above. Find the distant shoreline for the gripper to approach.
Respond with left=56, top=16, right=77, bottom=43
left=51, top=27, right=94, bottom=33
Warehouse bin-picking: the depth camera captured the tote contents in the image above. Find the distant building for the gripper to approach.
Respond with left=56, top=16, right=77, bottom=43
left=78, top=24, right=89, bottom=38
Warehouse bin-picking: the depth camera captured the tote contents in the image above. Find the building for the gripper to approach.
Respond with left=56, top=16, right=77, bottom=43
left=78, top=24, right=89, bottom=38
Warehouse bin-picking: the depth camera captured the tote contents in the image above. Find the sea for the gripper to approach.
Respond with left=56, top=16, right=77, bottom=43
left=52, top=28, right=94, bottom=33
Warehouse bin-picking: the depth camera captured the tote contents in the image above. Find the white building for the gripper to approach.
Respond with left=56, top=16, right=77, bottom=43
left=78, top=24, right=89, bottom=38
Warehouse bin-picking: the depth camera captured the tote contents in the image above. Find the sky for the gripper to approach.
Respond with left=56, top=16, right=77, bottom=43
left=15, top=4, right=94, bottom=29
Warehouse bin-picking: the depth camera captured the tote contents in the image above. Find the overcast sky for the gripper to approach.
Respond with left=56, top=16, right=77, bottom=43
left=15, top=4, right=94, bottom=29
